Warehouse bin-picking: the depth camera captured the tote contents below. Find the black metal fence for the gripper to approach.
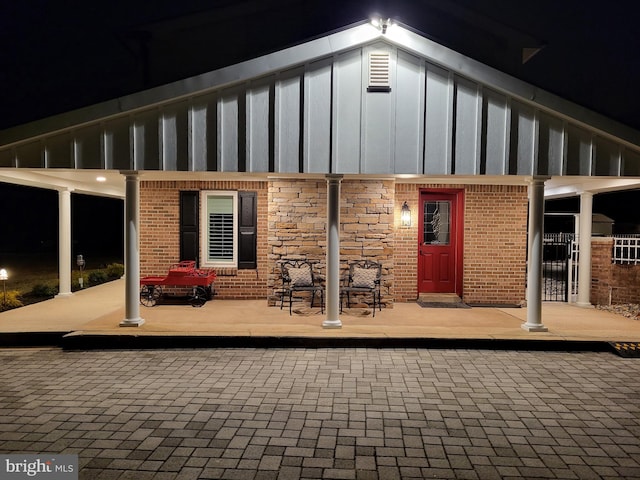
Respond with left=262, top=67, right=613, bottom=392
left=542, top=233, right=574, bottom=301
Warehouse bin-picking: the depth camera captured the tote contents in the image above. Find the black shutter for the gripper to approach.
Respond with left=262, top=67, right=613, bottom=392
left=238, top=191, right=257, bottom=269
left=179, top=191, right=199, bottom=264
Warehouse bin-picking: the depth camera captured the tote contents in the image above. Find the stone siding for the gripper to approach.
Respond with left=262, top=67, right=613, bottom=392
left=139, top=179, right=528, bottom=306
left=267, top=179, right=394, bottom=306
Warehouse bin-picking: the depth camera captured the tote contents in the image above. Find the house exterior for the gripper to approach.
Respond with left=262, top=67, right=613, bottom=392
left=140, top=179, right=528, bottom=307
left=1, top=20, right=640, bottom=330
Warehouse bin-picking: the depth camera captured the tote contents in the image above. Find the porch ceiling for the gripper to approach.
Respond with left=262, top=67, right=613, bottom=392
left=0, top=169, right=125, bottom=198
left=2, top=168, right=637, bottom=200
left=544, top=177, right=640, bottom=199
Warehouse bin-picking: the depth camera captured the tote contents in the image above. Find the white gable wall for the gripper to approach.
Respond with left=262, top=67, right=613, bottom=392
left=1, top=23, right=639, bottom=178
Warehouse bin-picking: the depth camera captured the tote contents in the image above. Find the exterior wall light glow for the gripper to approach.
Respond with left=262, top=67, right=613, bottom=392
left=96, top=176, right=106, bottom=182
left=401, top=201, right=411, bottom=227
left=371, top=17, right=392, bottom=34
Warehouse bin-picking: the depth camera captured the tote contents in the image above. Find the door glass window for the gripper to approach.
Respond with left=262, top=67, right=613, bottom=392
left=423, top=201, right=451, bottom=245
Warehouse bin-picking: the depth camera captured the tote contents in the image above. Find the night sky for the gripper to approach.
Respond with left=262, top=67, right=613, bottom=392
left=0, top=183, right=124, bottom=262
left=1, top=1, right=640, bottom=258
left=1, top=1, right=639, bottom=130
left=546, top=190, right=640, bottom=234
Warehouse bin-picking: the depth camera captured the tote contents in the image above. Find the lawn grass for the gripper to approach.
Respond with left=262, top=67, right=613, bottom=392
left=1, top=253, right=123, bottom=305
left=2, top=254, right=57, bottom=294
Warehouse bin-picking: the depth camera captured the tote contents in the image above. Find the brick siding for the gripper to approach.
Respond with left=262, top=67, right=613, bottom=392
left=393, top=184, right=419, bottom=302
left=590, top=237, right=640, bottom=304
left=463, top=184, right=528, bottom=305
left=140, top=179, right=528, bottom=306
left=394, top=183, right=527, bottom=305
left=140, top=180, right=268, bottom=300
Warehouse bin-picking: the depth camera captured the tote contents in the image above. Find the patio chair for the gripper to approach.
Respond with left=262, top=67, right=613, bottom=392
left=341, top=260, right=382, bottom=316
left=279, top=259, right=324, bottom=315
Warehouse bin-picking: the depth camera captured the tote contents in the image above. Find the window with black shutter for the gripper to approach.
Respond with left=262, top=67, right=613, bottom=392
left=179, top=191, right=199, bottom=264
left=238, top=191, right=257, bottom=269
left=181, top=190, right=257, bottom=269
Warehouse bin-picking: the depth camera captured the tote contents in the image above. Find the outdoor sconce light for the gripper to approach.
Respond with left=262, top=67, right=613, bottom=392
left=77, top=255, right=85, bottom=289
left=0, top=268, right=7, bottom=307
left=401, top=201, right=411, bottom=227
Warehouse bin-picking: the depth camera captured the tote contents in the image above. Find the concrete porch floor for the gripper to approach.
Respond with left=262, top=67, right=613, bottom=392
left=1, top=279, right=640, bottom=350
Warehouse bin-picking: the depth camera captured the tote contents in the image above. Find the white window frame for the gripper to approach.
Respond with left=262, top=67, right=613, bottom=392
left=200, top=191, right=238, bottom=268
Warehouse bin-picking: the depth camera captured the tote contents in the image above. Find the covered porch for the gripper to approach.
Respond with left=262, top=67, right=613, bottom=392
left=2, top=20, right=640, bottom=336
left=1, top=278, right=640, bottom=350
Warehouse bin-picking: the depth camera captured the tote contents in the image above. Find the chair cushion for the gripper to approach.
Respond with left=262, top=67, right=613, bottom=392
left=288, top=266, right=313, bottom=287
left=352, top=266, right=377, bottom=289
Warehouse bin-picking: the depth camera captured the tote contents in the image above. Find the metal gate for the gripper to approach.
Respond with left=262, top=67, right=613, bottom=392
left=542, top=233, right=575, bottom=301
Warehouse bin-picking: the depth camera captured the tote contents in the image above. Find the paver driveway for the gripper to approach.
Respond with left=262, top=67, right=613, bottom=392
left=0, top=347, right=639, bottom=480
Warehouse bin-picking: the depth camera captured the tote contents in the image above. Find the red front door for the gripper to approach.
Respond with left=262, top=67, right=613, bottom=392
left=418, top=190, right=463, bottom=294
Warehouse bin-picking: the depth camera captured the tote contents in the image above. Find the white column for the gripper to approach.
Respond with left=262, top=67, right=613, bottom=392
left=522, top=177, right=548, bottom=332
left=576, top=192, right=593, bottom=307
left=323, top=174, right=342, bottom=329
left=56, top=188, right=73, bottom=298
left=120, top=172, right=145, bottom=327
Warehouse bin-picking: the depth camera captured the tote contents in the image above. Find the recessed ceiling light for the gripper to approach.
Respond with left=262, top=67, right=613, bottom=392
left=96, top=176, right=106, bottom=182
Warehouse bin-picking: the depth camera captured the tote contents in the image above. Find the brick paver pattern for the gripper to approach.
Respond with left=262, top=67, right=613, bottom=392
left=0, top=348, right=639, bottom=479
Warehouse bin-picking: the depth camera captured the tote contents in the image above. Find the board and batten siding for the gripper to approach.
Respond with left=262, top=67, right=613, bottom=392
left=2, top=41, right=638, bottom=177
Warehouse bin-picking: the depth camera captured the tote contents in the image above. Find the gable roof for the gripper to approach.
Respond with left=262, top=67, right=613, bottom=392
left=1, top=20, right=639, bottom=177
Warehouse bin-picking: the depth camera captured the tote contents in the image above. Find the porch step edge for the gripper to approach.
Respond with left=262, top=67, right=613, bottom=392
left=418, top=293, right=462, bottom=303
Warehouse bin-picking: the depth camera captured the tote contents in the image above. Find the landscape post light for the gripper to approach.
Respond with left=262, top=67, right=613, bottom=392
left=0, top=268, right=7, bottom=307
left=77, top=255, right=85, bottom=289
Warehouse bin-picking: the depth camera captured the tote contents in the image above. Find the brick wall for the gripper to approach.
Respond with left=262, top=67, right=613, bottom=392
left=140, top=181, right=180, bottom=277
left=463, top=185, right=528, bottom=305
left=140, top=179, right=528, bottom=306
left=591, top=237, right=640, bottom=304
left=140, top=180, right=268, bottom=300
left=394, top=183, right=528, bottom=305
left=394, top=184, right=420, bottom=302
left=590, top=238, right=613, bottom=305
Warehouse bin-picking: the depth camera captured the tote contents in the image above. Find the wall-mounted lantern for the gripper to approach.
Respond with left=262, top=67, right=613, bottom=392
left=401, top=201, right=411, bottom=227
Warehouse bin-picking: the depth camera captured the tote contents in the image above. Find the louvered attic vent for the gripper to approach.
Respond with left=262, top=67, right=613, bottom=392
left=368, top=52, right=391, bottom=92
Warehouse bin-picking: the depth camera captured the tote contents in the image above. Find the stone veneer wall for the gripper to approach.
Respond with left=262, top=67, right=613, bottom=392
left=342, top=180, right=395, bottom=306
left=267, top=179, right=395, bottom=306
left=140, top=180, right=269, bottom=300
left=394, top=183, right=528, bottom=305
left=140, top=179, right=527, bottom=306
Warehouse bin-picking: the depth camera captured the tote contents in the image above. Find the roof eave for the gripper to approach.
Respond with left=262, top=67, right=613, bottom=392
left=1, top=20, right=639, bottom=153
left=382, top=24, right=640, bottom=150
left=0, top=22, right=381, bottom=146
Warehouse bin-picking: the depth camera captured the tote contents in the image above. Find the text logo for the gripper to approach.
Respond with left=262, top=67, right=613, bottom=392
left=0, top=455, right=77, bottom=480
